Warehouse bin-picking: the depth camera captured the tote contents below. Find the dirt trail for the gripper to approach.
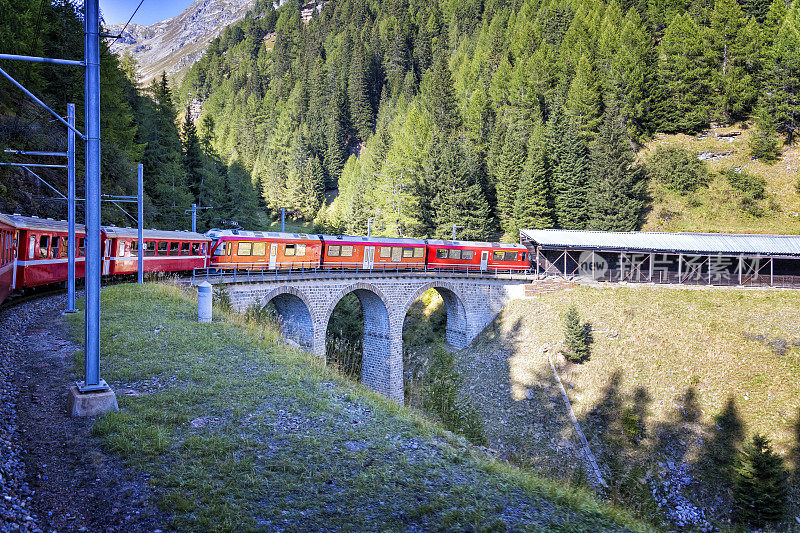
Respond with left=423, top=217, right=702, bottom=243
left=2, top=295, right=166, bottom=532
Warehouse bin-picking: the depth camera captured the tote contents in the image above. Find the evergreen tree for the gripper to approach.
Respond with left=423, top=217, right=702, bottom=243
left=748, top=106, right=781, bottom=162
left=566, top=54, right=603, bottom=141
left=546, top=105, right=591, bottom=229
left=733, top=434, right=788, bottom=527
left=588, top=101, right=647, bottom=231
left=348, top=43, right=374, bottom=143
left=182, top=107, right=205, bottom=201
left=709, top=0, right=757, bottom=122
left=514, top=143, right=555, bottom=231
left=326, top=85, right=349, bottom=185
left=656, top=14, right=714, bottom=132
left=495, top=128, right=528, bottom=235
left=426, top=52, right=462, bottom=134
left=563, top=304, right=592, bottom=363
left=760, top=19, right=800, bottom=143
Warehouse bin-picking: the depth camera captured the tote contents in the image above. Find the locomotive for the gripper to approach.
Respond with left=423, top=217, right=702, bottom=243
left=0, top=213, right=531, bottom=304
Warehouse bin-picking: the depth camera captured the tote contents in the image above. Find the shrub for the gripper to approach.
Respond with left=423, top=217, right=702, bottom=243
left=733, top=433, right=788, bottom=527
left=645, top=146, right=709, bottom=194
left=726, top=169, right=766, bottom=199
left=563, top=304, right=593, bottom=363
left=422, top=346, right=486, bottom=446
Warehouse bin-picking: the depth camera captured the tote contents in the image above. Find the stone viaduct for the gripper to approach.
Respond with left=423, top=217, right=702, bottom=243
left=205, top=272, right=530, bottom=402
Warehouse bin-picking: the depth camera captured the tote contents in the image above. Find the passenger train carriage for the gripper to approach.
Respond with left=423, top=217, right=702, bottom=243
left=319, top=235, right=427, bottom=269
left=5, top=214, right=87, bottom=290
left=426, top=240, right=529, bottom=271
left=207, top=230, right=323, bottom=270
left=103, top=226, right=209, bottom=276
left=0, top=214, right=19, bottom=303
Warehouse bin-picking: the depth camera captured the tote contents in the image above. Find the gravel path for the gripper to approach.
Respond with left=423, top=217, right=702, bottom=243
left=0, top=294, right=166, bottom=532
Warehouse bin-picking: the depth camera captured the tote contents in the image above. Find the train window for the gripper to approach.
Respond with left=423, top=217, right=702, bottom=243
left=296, top=243, right=306, bottom=256
left=131, top=240, right=138, bottom=255
left=380, top=247, right=391, bottom=258
left=328, top=245, right=341, bottom=257
left=252, top=242, right=266, bottom=256
left=505, top=251, right=518, bottom=261
left=29, top=236, right=36, bottom=259
left=0, top=232, right=4, bottom=263
left=462, top=250, right=474, bottom=260
left=493, top=251, right=505, bottom=261
left=39, top=235, right=49, bottom=259
left=391, top=247, right=402, bottom=262
left=191, top=243, right=200, bottom=255
left=413, top=247, right=424, bottom=258
left=157, top=242, right=169, bottom=256
left=402, top=247, right=414, bottom=258
left=226, top=242, right=232, bottom=255
left=118, top=242, right=126, bottom=257
left=50, top=236, right=60, bottom=258
left=60, top=237, right=68, bottom=258
left=78, top=238, right=86, bottom=257
left=180, top=242, right=191, bottom=256
left=168, top=242, right=179, bottom=256
left=285, top=244, right=296, bottom=256
left=213, top=243, right=226, bottom=256
left=237, top=242, right=252, bottom=256
left=436, top=249, right=448, bottom=259
left=145, top=241, right=155, bottom=257
left=449, top=249, right=461, bottom=260
left=340, top=245, right=353, bottom=257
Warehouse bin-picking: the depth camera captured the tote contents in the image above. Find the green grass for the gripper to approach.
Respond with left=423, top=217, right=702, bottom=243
left=67, top=283, right=649, bottom=532
left=641, top=123, right=800, bottom=235
left=475, top=285, right=800, bottom=526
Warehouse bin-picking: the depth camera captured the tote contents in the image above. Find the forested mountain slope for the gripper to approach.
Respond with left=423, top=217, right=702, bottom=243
left=178, top=0, right=800, bottom=240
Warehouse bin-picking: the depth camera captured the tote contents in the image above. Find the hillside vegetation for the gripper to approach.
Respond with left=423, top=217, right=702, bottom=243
left=461, top=285, right=800, bottom=528
left=179, top=0, right=800, bottom=240
left=642, top=123, right=800, bottom=234
left=67, top=283, right=648, bottom=532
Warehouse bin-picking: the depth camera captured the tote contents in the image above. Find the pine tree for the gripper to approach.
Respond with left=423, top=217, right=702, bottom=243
left=426, top=52, right=462, bottom=135
left=760, top=19, right=800, bottom=144
left=326, top=85, right=349, bottom=186
left=182, top=107, right=205, bottom=201
left=748, top=106, right=781, bottom=162
left=588, top=100, right=647, bottom=231
left=495, top=128, right=528, bottom=235
left=348, top=43, right=374, bottom=143
left=546, top=104, right=591, bottom=229
left=733, top=433, right=788, bottom=527
left=566, top=54, right=603, bottom=141
left=514, top=143, right=555, bottom=231
left=709, top=0, right=757, bottom=122
left=563, top=304, right=592, bottom=363
left=656, top=14, right=714, bottom=132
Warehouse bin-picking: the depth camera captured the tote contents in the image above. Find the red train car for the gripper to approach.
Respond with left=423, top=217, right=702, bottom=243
left=207, top=230, right=322, bottom=270
left=0, top=214, right=19, bottom=303
left=6, top=214, right=86, bottom=289
left=319, top=235, right=427, bottom=270
left=103, top=227, right=210, bottom=276
left=426, top=239, right=530, bottom=272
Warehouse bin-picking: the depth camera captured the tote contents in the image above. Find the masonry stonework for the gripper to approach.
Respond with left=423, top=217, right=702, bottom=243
left=220, top=275, right=530, bottom=402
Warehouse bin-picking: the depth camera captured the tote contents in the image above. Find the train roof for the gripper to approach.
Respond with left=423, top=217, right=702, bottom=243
left=319, top=234, right=428, bottom=246
left=0, top=213, right=85, bottom=232
left=103, top=226, right=210, bottom=241
left=206, top=229, right=321, bottom=241
left=426, top=239, right=526, bottom=249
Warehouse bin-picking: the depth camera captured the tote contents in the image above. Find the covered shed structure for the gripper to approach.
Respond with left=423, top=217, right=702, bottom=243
left=520, top=229, right=800, bottom=287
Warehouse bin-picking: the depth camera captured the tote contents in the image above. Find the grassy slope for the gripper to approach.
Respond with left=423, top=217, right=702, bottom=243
left=67, top=284, right=647, bottom=532
left=462, top=285, right=800, bottom=524
left=641, top=123, right=800, bottom=235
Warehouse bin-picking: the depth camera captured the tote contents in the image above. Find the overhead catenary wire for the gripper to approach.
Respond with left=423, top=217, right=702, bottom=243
left=109, top=0, right=146, bottom=42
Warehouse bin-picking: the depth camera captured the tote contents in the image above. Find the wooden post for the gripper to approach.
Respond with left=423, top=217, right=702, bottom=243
left=563, top=251, right=567, bottom=279
left=535, top=247, right=540, bottom=278
left=649, top=253, right=654, bottom=282
left=678, top=254, right=683, bottom=283
left=770, top=257, right=774, bottom=286
left=707, top=256, right=712, bottom=285
left=592, top=251, right=596, bottom=280
left=620, top=253, right=624, bottom=281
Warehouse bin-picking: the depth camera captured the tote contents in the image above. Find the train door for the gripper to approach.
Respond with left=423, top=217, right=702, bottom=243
left=362, top=246, right=375, bottom=269
left=11, top=231, right=18, bottom=289
left=268, top=243, right=278, bottom=269
left=480, top=250, right=489, bottom=271
left=102, top=238, right=111, bottom=275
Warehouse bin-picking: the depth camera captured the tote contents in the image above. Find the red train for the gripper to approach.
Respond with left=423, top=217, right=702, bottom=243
left=0, top=212, right=532, bottom=304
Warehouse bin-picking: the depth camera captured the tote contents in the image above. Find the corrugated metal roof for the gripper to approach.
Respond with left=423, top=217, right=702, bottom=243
left=427, top=239, right=526, bottom=249
left=206, top=229, right=319, bottom=241
left=1, top=214, right=85, bottom=233
left=520, top=228, right=800, bottom=256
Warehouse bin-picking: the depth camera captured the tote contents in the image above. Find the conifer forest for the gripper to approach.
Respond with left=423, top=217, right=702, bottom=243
left=3, top=0, right=800, bottom=238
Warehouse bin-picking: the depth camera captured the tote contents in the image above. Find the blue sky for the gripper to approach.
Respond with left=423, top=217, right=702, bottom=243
left=100, top=0, right=193, bottom=26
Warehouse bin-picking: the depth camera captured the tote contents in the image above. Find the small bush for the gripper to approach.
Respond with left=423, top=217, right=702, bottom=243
left=726, top=169, right=766, bottom=200
left=563, top=305, right=593, bottom=363
left=645, top=146, right=710, bottom=194
left=422, top=346, right=486, bottom=446
left=733, top=433, right=788, bottom=527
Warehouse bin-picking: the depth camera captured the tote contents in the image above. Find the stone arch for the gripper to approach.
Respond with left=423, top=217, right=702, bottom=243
left=403, top=281, right=470, bottom=349
left=321, top=282, right=402, bottom=401
left=261, top=286, right=315, bottom=349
